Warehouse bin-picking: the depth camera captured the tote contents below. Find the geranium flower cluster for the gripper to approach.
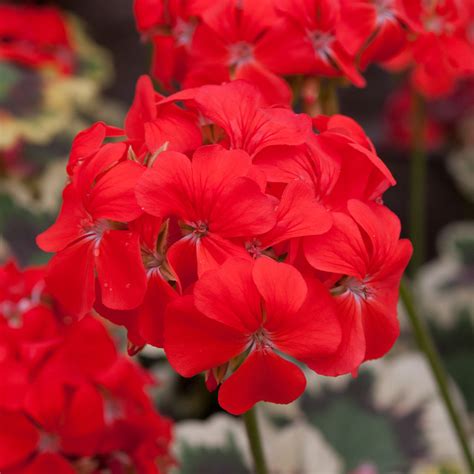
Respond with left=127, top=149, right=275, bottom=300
left=133, top=0, right=474, bottom=102
left=0, top=261, right=173, bottom=473
left=38, top=76, right=412, bottom=415
left=0, top=5, right=74, bottom=74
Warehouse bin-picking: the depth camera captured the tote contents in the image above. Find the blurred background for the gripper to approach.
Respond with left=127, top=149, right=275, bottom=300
left=0, top=1, right=473, bottom=473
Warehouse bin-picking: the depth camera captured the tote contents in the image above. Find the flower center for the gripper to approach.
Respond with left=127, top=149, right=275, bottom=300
left=332, top=276, right=372, bottom=301
left=228, top=41, right=254, bottom=68
left=251, top=326, right=272, bottom=351
left=374, top=0, right=395, bottom=24
left=307, top=30, right=334, bottom=59
left=38, top=432, right=59, bottom=453
left=173, top=18, right=196, bottom=47
left=245, top=239, right=263, bottom=258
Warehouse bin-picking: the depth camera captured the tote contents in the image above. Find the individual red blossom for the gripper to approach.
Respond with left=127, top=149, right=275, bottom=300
left=37, top=142, right=147, bottom=317
left=0, top=262, right=174, bottom=474
left=303, top=200, right=412, bottom=375
left=266, top=0, right=365, bottom=87
left=136, top=145, right=276, bottom=288
left=182, top=0, right=295, bottom=105
left=134, top=0, right=215, bottom=89
left=94, top=215, right=179, bottom=349
left=0, top=5, right=74, bottom=74
left=385, top=0, right=474, bottom=97
left=164, top=257, right=341, bottom=414
left=338, top=0, right=409, bottom=69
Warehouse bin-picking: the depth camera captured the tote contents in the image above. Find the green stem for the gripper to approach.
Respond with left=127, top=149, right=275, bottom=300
left=399, top=280, right=474, bottom=471
left=409, top=90, right=427, bottom=275
left=319, top=78, right=339, bottom=115
left=242, top=406, right=268, bottom=474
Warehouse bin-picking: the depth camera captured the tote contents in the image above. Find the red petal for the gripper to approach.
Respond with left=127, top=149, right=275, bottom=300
left=194, top=257, right=261, bottom=333
left=209, top=177, right=276, bottom=237
left=164, top=295, right=247, bottom=377
left=24, top=453, right=75, bottom=474
left=36, top=184, right=87, bottom=252
left=235, top=61, right=292, bottom=106
left=45, top=238, right=96, bottom=317
left=0, top=411, right=38, bottom=469
left=62, top=383, right=105, bottom=439
left=218, top=350, right=306, bottom=415
left=306, top=292, right=366, bottom=376
left=304, top=212, right=367, bottom=278
left=96, top=230, right=147, bottom=310
left=136, top=151, right=193, bottom=219
left=88, top=160, right=144, bottom=222
left=125, top=75, right=158, bottom=141
left=260, top=180, right=332, bottom=247
left=252, top=257, right=307, bottom=322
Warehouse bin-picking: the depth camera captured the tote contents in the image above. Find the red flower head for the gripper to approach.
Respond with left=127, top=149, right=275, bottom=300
left=134, top=0, right=215, bottom=89
left=338, top=0, right=409, bottom=69
left=385, top=0, right=474, bottom=97
left=266, top=0, right=366, bottom=87
left=37, top=142, right=147, bottom=317
left=0, top=5, right=74, bottom=74
left=136, top=145, right=277, bottom=287
left=181, top=0, right=296, bottom=105
left=164, top=257, right=341, bottom=414
left=0, top=262, right=174, bottom=474
left=304, top=200, right=412, bottom=375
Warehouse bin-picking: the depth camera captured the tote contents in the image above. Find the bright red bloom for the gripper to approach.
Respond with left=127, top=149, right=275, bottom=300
left=0, top=262, right=174, bottom=474
left=338, top=0, right=409, bottom=69
left=266, top=0, right=365, bottom=87
left=136, top=145, right=276, bottom=287
left=37, top=143, right=147, bottom=317
left=133, top=0, right=215, bottom=89
left=182, top=0, right=294, bottom=105
left=164, top=257, right=341, bottom=414
left=385, top=0, right=474, bottom=97
left=0, top=5, right=74, bottom=74
left=304, top=200, right=412, bottom=375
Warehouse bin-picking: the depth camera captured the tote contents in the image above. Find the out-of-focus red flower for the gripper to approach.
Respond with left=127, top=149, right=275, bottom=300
left=384, top=0, right=474, bottom=98
left=266, top=0, right=365, bottom=87
left=164, top=257, right=341, bottom=414
left=0, top=261, right=174, bottom=474
left=0, top=5, right=74, bottom=74
left=383, top=83, right=447, bottom=151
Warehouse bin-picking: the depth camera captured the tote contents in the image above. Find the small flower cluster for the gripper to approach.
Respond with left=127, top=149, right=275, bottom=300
left=0, top=261, right=173, bottom=473
left=0, top=5, right=74, bottom=74
left=38, top=77, right=412, bottom=415
left=133, top=0, right=474, bottom=102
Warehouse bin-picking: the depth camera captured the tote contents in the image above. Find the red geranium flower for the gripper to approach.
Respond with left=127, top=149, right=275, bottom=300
left=164, top=257, right=341, bottom=414
left=304, top=200, right=412, bottom=375
left=37, top=143, right=147, bottom=317
left=266, top=0, right=365, bottom=87
left=0, top=5, right=74, bottom=74
left=136, top=145, right=276, bottom=287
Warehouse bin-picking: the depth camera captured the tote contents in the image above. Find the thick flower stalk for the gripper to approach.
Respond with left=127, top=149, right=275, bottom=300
left=0, top=261, right=174, bottom=474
